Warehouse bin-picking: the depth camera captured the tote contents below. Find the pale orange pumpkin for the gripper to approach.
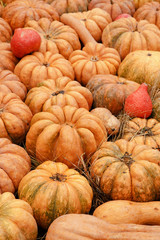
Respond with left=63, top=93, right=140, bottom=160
left=0, top=17, right=12, bottom=42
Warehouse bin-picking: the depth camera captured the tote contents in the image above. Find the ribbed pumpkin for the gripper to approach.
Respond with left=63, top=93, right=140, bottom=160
left=25, top=77, right=93, bottom=115
left=0, top=69, right=27, bottom=100
left=0, top=138, right=31, bottom=194
left=0, top=42, right=18, bottom=72
left=102, top=17, right=160, bottom=60
left=86, top=74, right=140, bottom=115
left=0, top=92, right=33, bottom=143
left=88, top=0, right=135, bottom=20
left=152, top=90, right=160, bottom=122
left=26, top=105, right=107, bottom=168
left=18, top=161, right=93, bottom=229
left=2, top=0, right=59, bottom=31
left=134, top=0, right=160, bottom=9
left=25, top=18, right=81, bottom=59
left=64, top=8, right=112, bottom=42
left=134, top=2, right=160, bottom=29
left=0, top=192, right=38, bottom=240
left=90, top=139, right=160, bottom=202
left=14, top=51, right=75, bottom=90
left=0, top=17, right=12, bottom=42
left=0, top=5, right=3, bottom=17
left=118, top=50, right=160, bottom=89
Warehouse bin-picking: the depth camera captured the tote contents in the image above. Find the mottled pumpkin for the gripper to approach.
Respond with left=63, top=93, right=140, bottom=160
left=90, top=139, right=160, bottom=201
left=0, top=17, right=12, bottom=42
left=102, top=17, right=160, bottom=60
left=0, top=69, right=27, bottom=100
left=26, top=105, right=106, bottom=168
left=14, top=51, right=75, bottom=90
left=18, top=161, right=93, bottom=229
left=2, top=0, right=59, bottom=30
left=86, top=74, right=140, bottom=115
left=0, top=192, right=38, bottom=240
left=88, top=0, right=135, bottom=20
left=25, top=77, right=93, bottom=115
left=134, top=0, right=160, bottom=9
left=118, top=50, right=160, bottom=89
left=0, top=92, right=33, bottom=143
left=0, top=138, right=31, bottom=194
left=152, top=90, right=160, bottom=122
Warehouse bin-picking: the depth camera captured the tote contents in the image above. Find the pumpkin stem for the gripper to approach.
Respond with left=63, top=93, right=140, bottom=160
left=52, top=90, right=65, bottom=96
left=120, top=152, right=135, bottom=168
left=50, top=173, right=67, bottom=182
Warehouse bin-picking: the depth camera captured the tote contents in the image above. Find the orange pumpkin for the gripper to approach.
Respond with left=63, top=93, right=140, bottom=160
left=18, top=161, right=93, bottom=229
left=134, top=0, right=160, bottom=9
left=0, top=17, right=12, bottom=42
left=26, top=105, right=107, bottom=168
left=152, top=90, right=160, bottom=122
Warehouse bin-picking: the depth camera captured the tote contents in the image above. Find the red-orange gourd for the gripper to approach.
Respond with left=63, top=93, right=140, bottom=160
left=124, top=83, right=152, bottom=118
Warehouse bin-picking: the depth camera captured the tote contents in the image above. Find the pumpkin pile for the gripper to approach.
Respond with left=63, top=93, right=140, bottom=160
left=1, top=0, right=160, bottom=239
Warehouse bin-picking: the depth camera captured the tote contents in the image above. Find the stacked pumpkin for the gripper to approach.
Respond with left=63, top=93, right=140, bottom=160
left=1, top=0, right=160, bottom=239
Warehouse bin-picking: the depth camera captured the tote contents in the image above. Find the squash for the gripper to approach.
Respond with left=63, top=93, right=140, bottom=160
left=0, top=17, right=12, bottom=42
left=134, top=0, right=160, bottom=9
left=18, top=161, right=93, bottom=229
left=90, top=139, right=160, bottom=201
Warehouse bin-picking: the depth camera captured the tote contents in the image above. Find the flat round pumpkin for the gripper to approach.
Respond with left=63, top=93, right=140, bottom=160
left=0, top=17, right=12, bottom=42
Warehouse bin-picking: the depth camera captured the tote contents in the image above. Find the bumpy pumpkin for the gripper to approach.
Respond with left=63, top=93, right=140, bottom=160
left=2, top=0, right=59, bottom=30
left=86, top=74, right=140, bottom=115
left=134, top=0, right=160, bottom=9
left=25, top=77, right=93, bottom=115
left=118, top=50, right=160, bottom=89
left=0, top=43, right=18, bottom=71
left=0, top=69, right=27, bottom=100
left=134, top=2, right=160, bottom=29
left=90, top=139, right=160, bottom=201
left=26, top=105, right=106, bottom=168
left=0, top=192, right=38, bottom=240
left=18, top=161, right=93, bottom=229
left=152, top=90, right=160, bottom=122
left=14, top=51, right=75, bottom=90
left=0, top=138, right=31, bottom=194
left=25, top=18, right=81, bottom=59
left=0, top=17, right=12, bottom=42
left=102, top=17, right=160, bottom=60
left=0, top=92, right=33, bottom=143
left=88, top=0, right=135, bottom=20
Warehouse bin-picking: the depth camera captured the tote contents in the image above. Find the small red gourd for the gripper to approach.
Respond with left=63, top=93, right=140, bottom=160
left=124, top=83, right=152, bottom=118
left=114, top=14, right=131, bottom=21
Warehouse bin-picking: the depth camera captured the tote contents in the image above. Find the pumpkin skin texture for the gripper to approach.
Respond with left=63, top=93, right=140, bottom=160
left=134, top=2, right=160, bottom=29
left=25, top=78, right=93, bottom=115
left=86, top=74, right=140, bottom=115
left=2, top=0, right=59, bottom=31
left=0, top=192, right=38, bottom=240
left=0, top=138, right=31, bottom=194
left=26, top=105, right=107, bottom=168
left=122, top=118, right=160, bottom=149
left=0, top=43, right=18, bottom=72
left=0, top=17, right=12, bottom=42
left=90, top=139, right=160, bottom=202
left=18, top=161, right=93, bottom=229
left=102, top=17, right=160, bottom=60
left=88, top=0, right=135, bottom=21
left=14, top=51, right=75, bottom=90
left=69, top=42, right=121, bottom=86
left=25, top=18, right=81, bottom=59
left=134, top=0, right=160, bottom=9
left=118, top=50, right=160, bottom=89
left=0, top=92, right=33, bottom=144
left=0, top=69, right=27, bottom=101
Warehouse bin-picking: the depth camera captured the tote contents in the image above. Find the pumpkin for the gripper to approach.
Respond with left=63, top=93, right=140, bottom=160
left=0, top=192, right=38, bottom=240
left=86, top=74, right=140, bottom=115
left=25, top=18, right=81, bottom=59
left=88, top=0, right=135, bottom=20
left=64, top=8, right=112, bottom=42
left=134, top=2, right=160, bottom=29
left=0, top=17, right=12, bottom=42
left=93, top=200, right=160, bottom=225
left=25, top=77, right=93, bottom=115
left=118, top=50, right=160, bottom=89
left=90, top=139, right=160, bottom=201
left=134, top=0, right=160, bottom=9
left=0, top=42, right=18, bottom=72
left=26, top=105, right=107, bottom=168
left=14, top=51, right=75, bottom=90
left=2, top=0, right=59, bottom=31
left=152, top=90, right=160, bottom=122
left=18, top=161, right=93, bottom=229
left=45, top=214, right=160, bottom=240
left=0, top=69, right=27, bottom=101
left=0, top=138, right=31, bottom=194
left=102, top=17, right=160, bottom=60
left=0, top=92, right=33, bottom=143
left=0, top=5, right=3, bottom=17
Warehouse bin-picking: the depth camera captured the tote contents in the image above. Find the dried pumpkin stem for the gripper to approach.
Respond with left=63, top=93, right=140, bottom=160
left=50, top=173, right=67, bottom=182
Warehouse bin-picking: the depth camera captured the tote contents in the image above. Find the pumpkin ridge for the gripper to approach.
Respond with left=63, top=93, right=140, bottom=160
left=0, top=165, right=15, bottom=190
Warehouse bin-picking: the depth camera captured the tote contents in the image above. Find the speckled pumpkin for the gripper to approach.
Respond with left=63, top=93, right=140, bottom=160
left=26, top=105, right=107, bottom=168
left=18, top=161, right=93, bottom=229
left=102, top=17, right=160, bottom=60
left=90, top=139, right=160, bottom=201
left=0, top=17, right=12, bottom=42
left=0, top=192, right=38, bottom=240
left=25, top=77, right=93, bottom=115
